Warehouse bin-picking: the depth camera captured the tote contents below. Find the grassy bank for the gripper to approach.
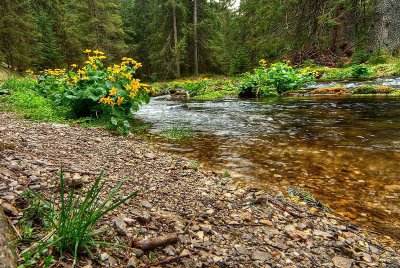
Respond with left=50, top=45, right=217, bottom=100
left=151, top=60, right=400, bottom=100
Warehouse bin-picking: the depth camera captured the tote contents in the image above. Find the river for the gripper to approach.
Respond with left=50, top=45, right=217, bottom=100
left=136, top=80, right=400, bottom=240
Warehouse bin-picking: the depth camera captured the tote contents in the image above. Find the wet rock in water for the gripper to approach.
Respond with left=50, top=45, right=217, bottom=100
left=127, top=256, right=139, bottom=268
left=332, top=256, right=353, bottom=268
left=1, top=203, right=18, bottom=217
left=114, top=218, right=129, bottom=236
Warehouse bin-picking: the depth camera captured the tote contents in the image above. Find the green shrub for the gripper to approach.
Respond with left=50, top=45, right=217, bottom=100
left=37, top=50, right=150, bottom=134
left=351, top=65, right=371, bottom=78
left=368, top=49, right=392, bottom=65
left=18, top=169, right=138, bottom=267
left=351, top=48, right=371, bottom=64
left=238, top=61, right=316, bottom=97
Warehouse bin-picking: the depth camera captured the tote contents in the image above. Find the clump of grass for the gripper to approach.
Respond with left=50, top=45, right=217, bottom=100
left=287, top=187, right=330, bottom=211
left=160, top=123, right=193, bottom=140
left=189, top=161, right=199, bottom=170
left=222, top=170, right=231, bottom=178
left=17, top=169, right=138, bottom=267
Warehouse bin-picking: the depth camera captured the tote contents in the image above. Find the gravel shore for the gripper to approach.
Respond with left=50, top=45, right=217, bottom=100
left=0, top=112, right=399, bottom=267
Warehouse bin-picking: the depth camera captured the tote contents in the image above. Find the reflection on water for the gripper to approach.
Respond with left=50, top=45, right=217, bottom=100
left=136, top=96, right=400, bottom=240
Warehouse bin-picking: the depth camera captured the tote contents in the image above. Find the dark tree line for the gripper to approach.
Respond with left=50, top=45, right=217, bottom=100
left=0, top=0, right=399, bottom=78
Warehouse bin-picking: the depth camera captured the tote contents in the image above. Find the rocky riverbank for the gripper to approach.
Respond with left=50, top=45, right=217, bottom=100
left=0, top=112, right=399, bottom=267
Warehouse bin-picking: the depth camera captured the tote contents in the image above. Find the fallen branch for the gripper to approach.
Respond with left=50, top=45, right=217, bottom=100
left=132, top=233, right=178, bottom=251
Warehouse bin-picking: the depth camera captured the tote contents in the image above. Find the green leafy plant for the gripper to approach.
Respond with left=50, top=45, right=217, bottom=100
left=351, top=64, right=371, bottom=78
left=352, top=85, right=395, bottom=95
left=238, top=61, right=316, bottom=97
left=18, top=169, right=138, bottom=267
left=287, top=187, right=330, bottom=211
left=37, top=50, right=150, bottom=134
left=222, top=170, right=231, bottom=178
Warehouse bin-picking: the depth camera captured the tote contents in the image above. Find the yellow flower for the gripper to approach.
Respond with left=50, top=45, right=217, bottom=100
left=71, top=64, right=78, bottom=68
left=92, top=64, right=98, bottom=70
left=117, top=96, right=124, bottom=105
left=109, top=75, right=116, bottom=82
left=78, top=69, right=85, bottom=75
left=99, top=55, right=107, bottom=60
left=72, top=76, right=79, bottom=83
left=82, top=76, right=89, bottom=80
left=109, top=87, right=117, bottom=96
left=107, top=67, right=113, bottom=72
left=259, top=59, right=267, bottom=66
left=125, top=84, right=132, bottom=90
left=129, top=92, right=136, bottom=98
left=84, top=49, right=92, bottom=54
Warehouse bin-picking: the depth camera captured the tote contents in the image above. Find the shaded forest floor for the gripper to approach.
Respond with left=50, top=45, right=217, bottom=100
left=1, top=112, right=399, bottom=267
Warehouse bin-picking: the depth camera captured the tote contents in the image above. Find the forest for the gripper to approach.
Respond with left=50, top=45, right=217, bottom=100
left=1, top=0, right=400, bottom=79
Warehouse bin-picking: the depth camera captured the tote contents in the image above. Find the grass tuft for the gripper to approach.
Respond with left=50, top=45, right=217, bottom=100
left=17, top=168, right=138, bottom=267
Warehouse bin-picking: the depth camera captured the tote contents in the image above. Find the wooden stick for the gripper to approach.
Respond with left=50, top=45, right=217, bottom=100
left=132, top=233, right=178, bottom=251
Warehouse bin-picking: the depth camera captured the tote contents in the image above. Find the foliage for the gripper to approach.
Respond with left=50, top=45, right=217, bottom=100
left=160, top=122, right=193, bottom=140
left=351, top=65, right=371, bottom=78
left=287, top=187, right=330, bottom=211
left=352, top=86, right=395, bottom=95
left=37, top=50, right=150, bottom=134
left=154, top=77, right=239, bottom=100
left=368, top=49, right=392, bottom=65
left=0, top=77, right=66, bottom=121
left=17, top=169, right=138, bottom=267
left=238, top=61, right=316, bottom=97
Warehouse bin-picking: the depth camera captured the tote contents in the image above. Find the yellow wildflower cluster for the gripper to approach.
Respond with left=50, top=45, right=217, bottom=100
left=99, top=96, right=115, bottom=107
left=44, top=68, right=66, bottom=76
left=259, top=59, right=268, bottom=67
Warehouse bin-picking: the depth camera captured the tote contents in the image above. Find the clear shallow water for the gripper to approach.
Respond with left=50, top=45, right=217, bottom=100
left=136, top=94, right=400, bottom=240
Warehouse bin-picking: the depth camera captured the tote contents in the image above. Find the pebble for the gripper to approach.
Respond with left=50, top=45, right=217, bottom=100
left=332, top=256, right=353, bottom=268
left=251, top=250, right=270, bottom=261
left=127, top=256, right=139, bottom=268
left=140, top=200, right=152, bottom=209
left=114, top=218, right=129, bottom=236
left=1, top=202, right=19, bottom=216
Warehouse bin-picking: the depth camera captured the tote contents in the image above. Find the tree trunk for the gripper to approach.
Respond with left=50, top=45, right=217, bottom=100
left=193, top=0, right=199, bottom=75
left=172, top=0, right=180, bottom=78
left=372, top=0, right=400, bottom=52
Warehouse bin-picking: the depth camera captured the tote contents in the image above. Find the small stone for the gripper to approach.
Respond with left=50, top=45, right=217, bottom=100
left=234, top=245, right=249, bottom=255
left=1, top=202, right=19, bottom=217
left=140, top=200, right=152, bottom=209
left=127, top=256, right=139, bottom=268
left=252, top=250, right=270, bottom=261
left=114, top=218, right=129, bottom=236
left=29, top=185, right=41, bottom=190
left=123, top=217, right=136, bottom=226
left=313, top=230, right=333, bottom=238
left=362, top=253, right=372, bottom=262
left=132, top=248, right=144, bottom=258
left=260, top=219, right=273, bottom=226
left=200, top=224, right=212, bottom=233
left=9, top=181, right=18, bottom=187
left=180, top=249, right=191, bottom=257
left=100, top=253, right=109, bottom=261
left=332, top=256, right=353, bottom=268
left=240, top=212, right=252, bottom=222
left=163, top=245, right=176, bottom=256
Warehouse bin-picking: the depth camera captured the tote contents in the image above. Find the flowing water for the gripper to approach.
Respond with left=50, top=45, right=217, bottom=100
left=136, top=79, right=400, bottom=240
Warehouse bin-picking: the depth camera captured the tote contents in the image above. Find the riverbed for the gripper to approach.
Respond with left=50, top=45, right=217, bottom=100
left=136, top=92, right=400, bottom=240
